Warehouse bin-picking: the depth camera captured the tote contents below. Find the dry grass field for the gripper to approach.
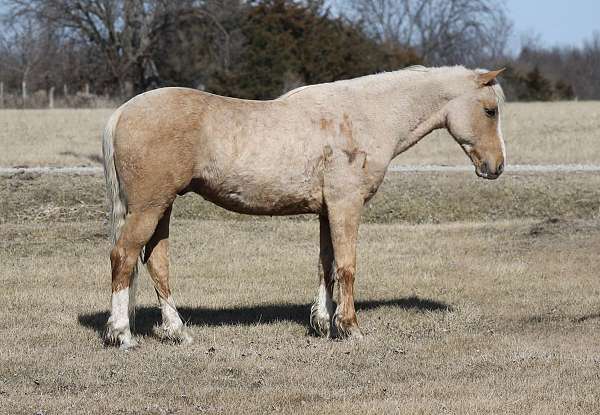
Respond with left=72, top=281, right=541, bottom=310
left=2, top=215, right=600, bottom=414
left=1, top=102, right=600, bottom=414
left=0, top=109, right=113, bottom=167
left=1, top=101, right=600, bottom=167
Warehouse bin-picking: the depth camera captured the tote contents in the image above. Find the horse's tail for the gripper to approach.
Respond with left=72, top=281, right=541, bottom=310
left=102, top=105, right=139, bottom=317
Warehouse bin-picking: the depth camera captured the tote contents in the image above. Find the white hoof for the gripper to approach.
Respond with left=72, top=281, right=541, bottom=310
left=105, top=319, right=138, bottom=350
left=118, top=336, right=139, bottom=351
left=310, top=305, right=332, bottom=337
left=153, top=323, right=194, bottom=345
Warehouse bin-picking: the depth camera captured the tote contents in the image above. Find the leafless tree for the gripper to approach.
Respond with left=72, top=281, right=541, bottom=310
left=516, top=31, right=600, bottom=100
left=581, top=31, right=600, bottom=96
left=344, top=0, right=512, bottom=66
left=0, top=15, right=51, bottom=101
left=4, top=0, right=199, bottom=95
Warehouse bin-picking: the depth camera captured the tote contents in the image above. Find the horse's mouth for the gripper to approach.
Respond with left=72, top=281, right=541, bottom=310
left=475, top=168, right=500, bottom=180
left=462, top=145, right=502, bottom=180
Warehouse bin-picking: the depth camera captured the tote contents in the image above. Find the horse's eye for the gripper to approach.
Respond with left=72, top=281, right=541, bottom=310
left=484, top=107, right=497, bottom=118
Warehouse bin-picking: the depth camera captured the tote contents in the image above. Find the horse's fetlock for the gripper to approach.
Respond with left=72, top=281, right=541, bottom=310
left=105, top=317, right=138, bottom=349
left=332, top=312, right=362, bottom=339
left=310, top=299, right=332, bottom=337
left=153, top=323, right=193, bottom=345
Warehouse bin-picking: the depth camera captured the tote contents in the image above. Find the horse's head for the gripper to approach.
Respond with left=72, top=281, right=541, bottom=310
left=445, top=68, right=506, bottom=180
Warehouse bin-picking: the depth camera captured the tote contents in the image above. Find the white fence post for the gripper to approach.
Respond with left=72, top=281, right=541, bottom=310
left=22, top=80, right=27, bottom=104
left=49, top=86, right=55, bottom=109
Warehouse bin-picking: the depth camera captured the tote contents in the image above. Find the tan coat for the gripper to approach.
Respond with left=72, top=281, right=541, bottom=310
left=102, top=66, right=506, bottom=348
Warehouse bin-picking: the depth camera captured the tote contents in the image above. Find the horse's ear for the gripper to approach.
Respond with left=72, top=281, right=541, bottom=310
left=477, top=68, right=505, bottom=87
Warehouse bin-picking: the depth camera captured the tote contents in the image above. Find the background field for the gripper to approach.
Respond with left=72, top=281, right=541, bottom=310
left=1, top=101, right=600, bottom=167
left=1, top=103, right=600, bottom=414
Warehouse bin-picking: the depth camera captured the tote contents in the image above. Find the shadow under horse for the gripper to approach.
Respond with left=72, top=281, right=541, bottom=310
left=78, top=296, right=452, bottom=339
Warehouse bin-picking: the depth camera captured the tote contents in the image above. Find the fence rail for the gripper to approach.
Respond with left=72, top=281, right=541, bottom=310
left=0, top=82, right=117, bottom=109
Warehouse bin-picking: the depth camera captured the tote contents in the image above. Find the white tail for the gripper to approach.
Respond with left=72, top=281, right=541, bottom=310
left=102, top=106, right=138, bottom=317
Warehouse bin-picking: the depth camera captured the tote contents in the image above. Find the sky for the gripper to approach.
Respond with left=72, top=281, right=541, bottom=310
left=505, top=0, right=600, bottom=49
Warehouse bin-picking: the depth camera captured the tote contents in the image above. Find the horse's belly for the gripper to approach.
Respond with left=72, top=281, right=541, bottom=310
left=191, top=176, right=323, bottom=216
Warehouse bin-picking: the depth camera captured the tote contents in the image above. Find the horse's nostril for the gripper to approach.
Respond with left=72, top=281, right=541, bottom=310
left=480, top=161, right=489, bottom=175
left=497, top=161, right=504, bottom=174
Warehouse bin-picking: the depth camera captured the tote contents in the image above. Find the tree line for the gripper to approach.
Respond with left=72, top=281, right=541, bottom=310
left=0, top=0, right=598, bottom=108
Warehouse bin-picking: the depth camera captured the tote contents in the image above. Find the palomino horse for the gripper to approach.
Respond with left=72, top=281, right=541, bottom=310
left=102, top=65, right=506, bottom=349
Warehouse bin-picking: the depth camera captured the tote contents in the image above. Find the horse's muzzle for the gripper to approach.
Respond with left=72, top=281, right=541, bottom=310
left=476, top=160, right=504, bottom=180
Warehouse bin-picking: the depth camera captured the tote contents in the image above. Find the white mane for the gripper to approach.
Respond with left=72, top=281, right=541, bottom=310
left=279, top=65, right=505, bottom=106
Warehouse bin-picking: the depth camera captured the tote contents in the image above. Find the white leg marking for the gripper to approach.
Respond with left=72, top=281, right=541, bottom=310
left=106, top=288, right=138, bottom=350
left=154, top=296, right=193, bottom=344
left=310, top=283, right=334, bottom=336
left=161, top=296, right=183, bottom=330
left=318, top=284, right=335, bottom=317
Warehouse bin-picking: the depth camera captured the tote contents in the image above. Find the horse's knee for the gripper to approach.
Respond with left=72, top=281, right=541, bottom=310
left=110, top=243, right=137, bottom=271
left=110, top=244, right=137, bottom=291
left=336, top=266, right=355, bottom=286
left=110, top=245, right=125, bottom=274
left=110, top=245, right=126, bottom=289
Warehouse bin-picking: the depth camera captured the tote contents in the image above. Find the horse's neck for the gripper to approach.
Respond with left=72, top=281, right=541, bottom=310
left=351, top=71, right=465, bottom=160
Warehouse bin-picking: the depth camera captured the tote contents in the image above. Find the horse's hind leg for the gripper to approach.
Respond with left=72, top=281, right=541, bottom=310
left=144, top=205, right=192, bottom=344
left=310, top=215, right=335, bottom=337
left=107, top=209, right=162, bottom=349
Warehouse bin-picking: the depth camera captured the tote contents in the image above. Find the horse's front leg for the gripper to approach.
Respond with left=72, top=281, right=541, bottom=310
left=310, top=215, right=336, bottom=337
left=327, top=201, right=363, bottom=339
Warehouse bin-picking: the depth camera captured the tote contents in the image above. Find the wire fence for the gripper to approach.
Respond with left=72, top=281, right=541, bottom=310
left=0, top=81, right=119, bottom=109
